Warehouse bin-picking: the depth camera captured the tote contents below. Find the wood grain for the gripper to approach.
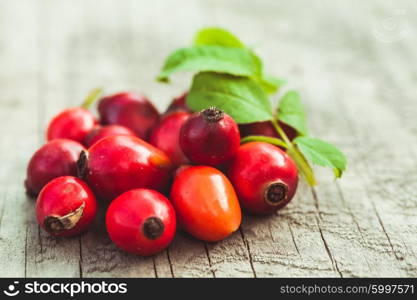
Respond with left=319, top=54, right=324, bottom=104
left=0, top=0, right=416, bottom=277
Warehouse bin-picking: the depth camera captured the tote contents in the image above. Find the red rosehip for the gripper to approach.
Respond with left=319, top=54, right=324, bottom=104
left=149, top=111, right=190, bottom=167
left=164, top=92, right=191, bottom=115
left=106, top=189, right=176, bottom=256
left=98, top=92, right=160, bottom=141
left=239, top=121, right=297, bottom=141
left=179, top=107, right=240, bottom=166
left=25, top=139, right=85, bottom=196
left=84, top=124, right=136, bottom=148
left=78, top=135, right=173, bottom=202
left=170, top=166, right=241, bottom=242
left=227, top=142, right=298, bottom=215
left=47, top=107, right=97, bottom=143
left=36, top=176, right=97, bottom=237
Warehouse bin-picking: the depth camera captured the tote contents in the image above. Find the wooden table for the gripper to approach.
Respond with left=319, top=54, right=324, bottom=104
left=1, top=0, right=416, bottom=278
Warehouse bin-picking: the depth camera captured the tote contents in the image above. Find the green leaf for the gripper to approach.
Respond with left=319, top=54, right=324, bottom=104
left=194, top=27, right=244, bottom=48
left=259, top=75, right=286, bottom=94
left=157, top=46, right=261, bottom=82
left=294, top=136, right=347, bottom=178
left=194, top=27, right=281, bottom=95
left=277, top=91, right=308, bottom=135
left=186, top=72, right=272, bottom=124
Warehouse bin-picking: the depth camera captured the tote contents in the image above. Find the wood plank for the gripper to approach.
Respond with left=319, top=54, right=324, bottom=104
left=1, top=0, right=416, bottom=278
left=241, top=184, right=338, bottom=277
left=227, top=0, right=417, bottom=277
left=334, top=81, right=417, bottom=275
left=288, top=40, right=411, bottom=276
left=290, top=15, right=417, bottom=275
left=0, top=0, right=43, bottom=277
left=24, top=0, right=85, bottom=277
left=70, top=0, right=157, bottom=277
left=81, top=207, right=156, bottom=278
left=125, top=0, right=255, bottom=278
left=318, top=0, right=416, bottom=276
left=153, top=250, right=173, bottom=278
left=212, top=0, right=342, bottom=278
left=167, top=231, right=213, bottom=278
left=205, top=231, right=254, bottom=278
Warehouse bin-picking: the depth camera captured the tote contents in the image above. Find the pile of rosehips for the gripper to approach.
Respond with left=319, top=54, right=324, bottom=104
left=26, top=90, right=298, bottom=256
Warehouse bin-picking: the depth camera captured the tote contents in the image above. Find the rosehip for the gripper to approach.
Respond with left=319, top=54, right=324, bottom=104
left=164, top=92, right=191, bottom=115
left=239, top=121, right=297, bottom=141
left=170, top=166, right=241, bottom=242
left=228, top=142, right=298, bottom=215
left=78, top=135, right=173, bottom=202
left=179, top=107, right=240, bottom=166
left=98, top=92, right=160, bottom=140
left=47, top=107, right=97, bottom=143
left=106, top=189, right=176, bottom=256
left=149, top=111, right=190, bottom=167
left=36, top=176, right=97, bottom=237
left=84, top=124, right=135, bottom=147
left=25, top=139, right=85, bottom=196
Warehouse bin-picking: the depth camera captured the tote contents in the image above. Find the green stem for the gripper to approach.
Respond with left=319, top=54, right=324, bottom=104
left=271, top=119, right=316, bottom=186
left=272, top=119, right=291, bottom=145
left=81, top=88, right=103, bottom=109
left=241, top=135, right=288, bottom=149
left=287, top=146, right=317, bottom=186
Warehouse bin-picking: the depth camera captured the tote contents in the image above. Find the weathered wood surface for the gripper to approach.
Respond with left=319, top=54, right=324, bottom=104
left=0, top=0, right=416, bottom=277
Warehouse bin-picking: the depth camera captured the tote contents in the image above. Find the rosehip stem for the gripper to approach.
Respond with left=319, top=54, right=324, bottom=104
left=240, top=135, right=288, bottom=149
left=81, top=88, right=103, bottom=109
left=271, top=119, right=317, bottom=186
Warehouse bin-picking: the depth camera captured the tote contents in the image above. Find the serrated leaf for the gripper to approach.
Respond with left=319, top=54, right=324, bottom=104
left=194, top=27, right=244, bottom=48
left=157, top=45, right=261, bottom=82
left=277, top=91, right=308, bottom=135
left=294, top=136, right=347, bottom=178
left=186, top=72, right=272, bottom=124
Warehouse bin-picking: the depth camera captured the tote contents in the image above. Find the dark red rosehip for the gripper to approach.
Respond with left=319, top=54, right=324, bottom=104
left=227, top=142, right=298, bottom=215
left=98, top=92, right=160, bottom=141
left=36, top=176, right=97, bottom=237
left=47, top=107, right=97, bottom=143
left=84, top=124, right=136, bottom=148
left=25, top=139, right=85, bottom=196
left=78, top=135, right=173, bottom=202
left=239, top=121, right=297, bottom=141
left=164, top=92, right=191, bottom=115
left=149, top=111, right=190, bottom=167
left=179, top=107, right=240, bottom=166
left=106, top=189, right=176, bottom=256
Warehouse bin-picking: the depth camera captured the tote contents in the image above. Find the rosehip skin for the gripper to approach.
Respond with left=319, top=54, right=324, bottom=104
left=228, top=142, right=298, bottom=215
left=36, top=176, right=97, bottom=237
left=84, top=124, right=136, bottom=147
left=150, top=111, right=190, bottom=167
left=47, top=107, right=97, bottom=143
left=106, top=189, right=176, bottom=256
left=79, top=135, right=173, bottom=202
left=170, top=166, right=241, bottom=242
left=179, top=107, right=240, bottom=166
left=164, top=92, right=191, bottom=115
left=25, top=139, right=85, bottom=196
left=98, top=92, right=160, bottom=141
left=239, top=121, right=297, bottom=141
